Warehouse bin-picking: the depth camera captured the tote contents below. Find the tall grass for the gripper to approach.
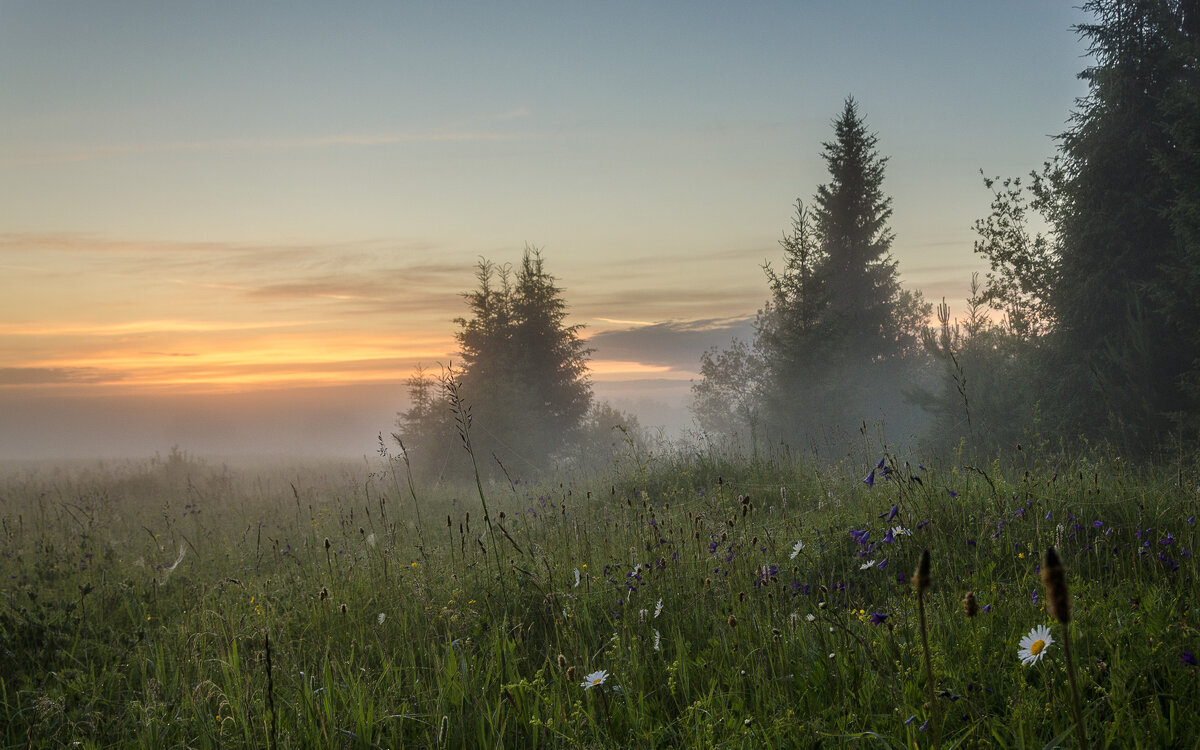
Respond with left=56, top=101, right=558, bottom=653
left=0, top=443, right=1196, bottom=747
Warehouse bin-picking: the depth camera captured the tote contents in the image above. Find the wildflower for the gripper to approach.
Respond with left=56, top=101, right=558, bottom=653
left=581, top=670, right=608, bottom=690
left=863, top=470, right=875, bottom=488
left=892, top=526, right=909, bottom=536
left=574, top=568, right=580, bottom=588
left=869, top=612, right=888, bottom=625
left=886, top=505, right=899, bottom=522
left=790, top=541, right=804, bottom=559
left=654, top=598, right=663, bottom=618
left=1182, top=651, right=1197, bottom=666
left=860, top=559, right=877, bottom=570
left=806, top=613, right=815, bottom=622
left=377, top=612, right=386, bottom=625
left=653, top=629, right=661, bottom=651
left=1018, top=625, right=1054, bottom=666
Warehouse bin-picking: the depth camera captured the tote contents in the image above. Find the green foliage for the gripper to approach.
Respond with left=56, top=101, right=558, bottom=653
left=691, top=337, right=766, bottom=452
left=811, top=98, right=923, bottom=366
left=972, top=163, right=1065, bottom=341
left=912, top=277, right=1045, bottom=458
left=398, top=247, right=593, bottom=477
left=697, top=98, right=930, bottom=452
left=925, top=1, right=1200, bottom=456
left=1049, top=0, right=1199, bottom=447
left=1, top=446, right=1197, bottom=747
left=456, top=247, right=592, bottom=469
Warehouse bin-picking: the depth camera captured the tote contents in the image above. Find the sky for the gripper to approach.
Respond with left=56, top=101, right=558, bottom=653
left=0, top=1, right=1091, bottom=460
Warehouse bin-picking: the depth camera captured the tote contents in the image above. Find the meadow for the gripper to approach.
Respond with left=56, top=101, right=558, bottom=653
left=0, top=440, right=1196, bottom=748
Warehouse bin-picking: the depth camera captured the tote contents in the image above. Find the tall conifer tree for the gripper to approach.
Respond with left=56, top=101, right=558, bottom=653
left=752, top=98, right=928, bottom=444
left=1049, top=0, right=1200, bottom=445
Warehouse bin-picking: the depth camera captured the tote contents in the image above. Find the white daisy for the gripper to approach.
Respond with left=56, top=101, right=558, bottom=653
left=654, top=598, right=663, bottom=618
left=573, top=568, right=581, bottom=588
left=860, top=559, right=877, bottom=570
left=790, top=541, right=805, bottom=559
left=1018, top=625, right=1054, bottom=666
left=377, top=612, right=386, bottom=625
left=581, top=669, right=609, bottom=690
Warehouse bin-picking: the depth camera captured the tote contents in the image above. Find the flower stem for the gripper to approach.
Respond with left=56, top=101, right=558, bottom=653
left=917, top=591, right=939, bottom=748
left=1062, top=626, right=1089, bottom=750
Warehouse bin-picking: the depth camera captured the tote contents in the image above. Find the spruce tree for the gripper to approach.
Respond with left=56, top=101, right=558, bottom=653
left=812, top=97, right=911, bottom=365
left=1050, top=0, right=1200, bottom=446
left=509, top=248, right=593, bottom=445
left=753, top=98, right=929, bottom=444
left=452, top=247, right=592, bottom=468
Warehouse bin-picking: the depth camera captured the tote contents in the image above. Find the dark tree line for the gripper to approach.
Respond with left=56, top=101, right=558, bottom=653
left=923, top=0, right=1200, bottom=456
left=696, top=0, right=1200, bottom=459
left=402, top=0, right=1200, bottom=470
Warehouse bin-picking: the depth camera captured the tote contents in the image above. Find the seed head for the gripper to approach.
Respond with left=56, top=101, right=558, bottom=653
left=912, top=548, right=931, bottom=595
left=1041, top=546, right=1071, bottom=623
left=324, top=537, right=331, bottom=551
left=557, top=654, right=568, bottom=671
left=727, top=614, right=738, bottom=629
left=962, top=590, right=978, bottom=618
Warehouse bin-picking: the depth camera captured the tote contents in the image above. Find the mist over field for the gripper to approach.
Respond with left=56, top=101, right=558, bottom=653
left=4, top=2, right=1200, bottom=746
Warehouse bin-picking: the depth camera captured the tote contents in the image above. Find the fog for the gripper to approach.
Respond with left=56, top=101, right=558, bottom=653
left=0, top=384, right=401, bottom=461
left=0, top=379, right=702, bottom=463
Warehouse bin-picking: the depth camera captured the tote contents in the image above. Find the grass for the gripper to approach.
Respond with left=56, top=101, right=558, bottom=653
left=0, top=442, right=1196, bottom=748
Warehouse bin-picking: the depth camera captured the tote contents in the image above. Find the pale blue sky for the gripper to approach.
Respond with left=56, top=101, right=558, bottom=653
left=0, top=1, right=1091, bottom=457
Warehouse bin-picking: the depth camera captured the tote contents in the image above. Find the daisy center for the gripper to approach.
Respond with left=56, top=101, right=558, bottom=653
left=1030, top=639, right=1046, bottom=656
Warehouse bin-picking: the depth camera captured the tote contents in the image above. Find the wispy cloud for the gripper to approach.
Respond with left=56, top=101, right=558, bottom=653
left=5, top=128, right=542, bottom=166
left=587, top=317, right=756, bottom=372
left=0, top=367, right=109, bottom=386
left=0, top=319, right=317, bottom=337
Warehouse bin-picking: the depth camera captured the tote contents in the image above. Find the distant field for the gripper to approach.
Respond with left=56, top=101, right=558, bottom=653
left=1, top=445, right=1196, bottom=748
